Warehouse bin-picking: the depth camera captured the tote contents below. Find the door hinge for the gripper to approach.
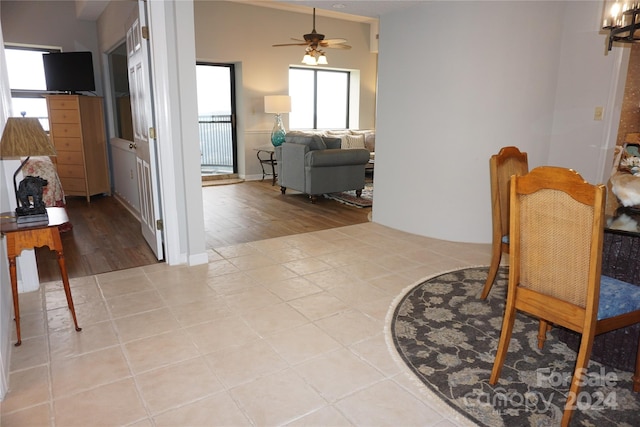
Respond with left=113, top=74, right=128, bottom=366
left=156, top=219, right=163, bottom=230
left=149, top=127, right=156, bottom=139
left=141, top=26, right=150, bottom=40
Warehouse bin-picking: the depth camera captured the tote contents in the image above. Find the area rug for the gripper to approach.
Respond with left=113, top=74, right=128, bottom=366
left=324, top=183, right=372, bottom=208
left=388, top=266, right=640, bottom=427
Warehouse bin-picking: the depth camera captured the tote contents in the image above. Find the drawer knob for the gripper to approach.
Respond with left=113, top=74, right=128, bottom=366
left=129, top=143, right=137, bottom=150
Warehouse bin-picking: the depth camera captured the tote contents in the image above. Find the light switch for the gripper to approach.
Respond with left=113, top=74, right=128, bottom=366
left=594, top=106, right=604, bottom=121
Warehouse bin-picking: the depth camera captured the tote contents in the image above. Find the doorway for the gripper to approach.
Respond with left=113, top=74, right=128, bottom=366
left=196, top=63, right=237, bottom=177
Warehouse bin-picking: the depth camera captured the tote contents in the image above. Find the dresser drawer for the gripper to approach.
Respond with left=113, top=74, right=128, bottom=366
left=49, top=109, right=80, bottom=124
left=60, top=177, right=86, bottom=193
left=54, top=137, right=82, bottom=152
left=55, top=150, right=84, bottom=165
left=48, top=97, right=79, bottom=110
left=51, top=123, right=81, bottom=139
left=57, top=164, right=86, bottom=179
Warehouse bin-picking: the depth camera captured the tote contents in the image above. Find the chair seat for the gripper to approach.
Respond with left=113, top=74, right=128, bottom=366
left=599, top=275, right=640, bottom=320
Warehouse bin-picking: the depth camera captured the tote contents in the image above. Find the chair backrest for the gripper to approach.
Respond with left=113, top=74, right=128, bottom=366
left=490, top=147, right=529, bottom=239
left=510, top=166, right=606, bottom=312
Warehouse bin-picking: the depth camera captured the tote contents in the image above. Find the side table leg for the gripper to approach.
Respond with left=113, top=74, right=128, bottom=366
left=51, top=227, right=82, bottom=333
left=8, top=256, right=21, bottom=346
left=56, top=251, right=82, bottom=332
left=270, top=152, right=277, bottom=186
left=256, top=150, right=267, bottom=181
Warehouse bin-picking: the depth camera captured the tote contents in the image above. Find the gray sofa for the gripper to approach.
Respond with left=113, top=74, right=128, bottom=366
left=275, top=133, right=371, bottom=203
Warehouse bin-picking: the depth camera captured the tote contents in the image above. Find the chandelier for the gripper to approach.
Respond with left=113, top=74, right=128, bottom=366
left=603, top=1, right=640, bottom=50
left=302, top=47, right=328, bottom=65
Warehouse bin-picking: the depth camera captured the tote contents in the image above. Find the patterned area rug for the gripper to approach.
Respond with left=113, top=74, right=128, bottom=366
left=324, top=183, right=373, bottom=208
left=388, top=267, right=640, bottom=427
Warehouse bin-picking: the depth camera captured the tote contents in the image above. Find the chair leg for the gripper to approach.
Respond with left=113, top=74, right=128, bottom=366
left=490, top=301, right=516, bottom=384
left=537, top=320, right=549, bottom=349
left=480, top=242, right=503, bottom=299
left=561, top=332, right=595, bottom=427
left=634, top=336, right=640, bottom=392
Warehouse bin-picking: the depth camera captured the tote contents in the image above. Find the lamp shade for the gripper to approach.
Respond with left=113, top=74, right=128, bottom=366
left=264, top=95, right=291, bottom=114
left=0, top=117, right=56, bottom=159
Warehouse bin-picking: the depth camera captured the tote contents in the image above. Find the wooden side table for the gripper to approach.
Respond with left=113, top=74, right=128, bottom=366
left=0, top=207, right=81, bottom=346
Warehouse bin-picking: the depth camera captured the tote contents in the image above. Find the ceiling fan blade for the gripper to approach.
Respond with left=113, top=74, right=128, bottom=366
left=322, top=43, right=352, bottom=50
left=321, top=38, right=348, bottom=45
left=273, top=43, right=310, bottom=47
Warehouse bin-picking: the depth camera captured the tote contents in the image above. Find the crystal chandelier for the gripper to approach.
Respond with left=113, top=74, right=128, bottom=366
left=603, top=1, right=640, bottom=50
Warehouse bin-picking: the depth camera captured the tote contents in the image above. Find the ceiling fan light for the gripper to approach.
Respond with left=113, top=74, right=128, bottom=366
left=302, top=52, right=316, bottom=65
left=317, top=53, right=328, bottom=65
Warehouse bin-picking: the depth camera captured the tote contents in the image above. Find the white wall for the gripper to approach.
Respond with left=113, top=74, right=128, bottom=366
left=547, top=1, right=629, bottom=184
left=374, top=1, right=626, bottom=243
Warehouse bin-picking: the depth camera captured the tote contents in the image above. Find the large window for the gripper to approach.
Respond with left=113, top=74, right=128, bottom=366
left=289, top=67, right=350, bottom=130
left=5, top=45, right=60, bottom=130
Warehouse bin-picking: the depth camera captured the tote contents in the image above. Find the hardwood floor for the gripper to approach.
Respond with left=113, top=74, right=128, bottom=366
left=36, top=179, right=371, bottom=282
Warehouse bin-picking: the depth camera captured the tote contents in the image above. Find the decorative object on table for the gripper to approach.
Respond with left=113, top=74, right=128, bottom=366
left=22, top=156, right=72, bottom=232
left=610, top=143, right=640, bottom=207
left=272, top=8, right=351, bottom=66
left=389, top=266, right=640, bottom=427
left=0, top=117, right=57, bottom=224
left=602, top=0, right=640, bottom=50
left=264, top=95, right=291, bottom=146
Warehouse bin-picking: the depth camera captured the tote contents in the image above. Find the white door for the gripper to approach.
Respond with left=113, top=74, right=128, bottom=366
left=126, top=1, right=163, bottom=260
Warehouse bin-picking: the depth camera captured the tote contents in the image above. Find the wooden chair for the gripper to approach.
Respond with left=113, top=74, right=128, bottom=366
left=479, top=146, right=528, bottom=299
left=489, top=166, right=640, bottom=427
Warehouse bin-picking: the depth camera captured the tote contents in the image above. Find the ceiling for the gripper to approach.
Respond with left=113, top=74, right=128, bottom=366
left=75, top=0, right=418, bottom=22
left=257, top=1, right=419, bottom=21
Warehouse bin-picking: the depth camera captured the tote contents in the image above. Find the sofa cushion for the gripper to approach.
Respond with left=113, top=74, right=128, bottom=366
left=350, top=130, right=375, bottom=152
left=285, top=134, right=327, bottom=151
left=326, top=130, right=351, bottom=137
left=322, top=137, right=342, bottom=149
left=341, top=134, right=365, bottom=150
left=306, top=148, right=371, bottom=167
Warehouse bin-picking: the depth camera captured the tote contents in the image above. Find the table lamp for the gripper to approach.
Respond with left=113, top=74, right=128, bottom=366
left=264, top=95, right=291, bottom=147
left=0, top=117, right=57, bottom=223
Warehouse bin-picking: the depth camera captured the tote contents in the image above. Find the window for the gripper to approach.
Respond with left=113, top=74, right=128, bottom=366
left=289, top=67, right=350, bottom=130
left=5, top=45, right=60, bottom=130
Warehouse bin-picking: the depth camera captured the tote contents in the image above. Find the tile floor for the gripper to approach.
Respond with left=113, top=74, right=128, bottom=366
left=1, top=222, right=490, bottom=426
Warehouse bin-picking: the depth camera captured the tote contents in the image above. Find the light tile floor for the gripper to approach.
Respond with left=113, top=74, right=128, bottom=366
left=1, top=222, right=490, bottom=426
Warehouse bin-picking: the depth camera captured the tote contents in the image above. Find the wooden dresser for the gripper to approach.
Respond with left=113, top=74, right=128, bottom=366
left=46, top=95, right=110, bottom=202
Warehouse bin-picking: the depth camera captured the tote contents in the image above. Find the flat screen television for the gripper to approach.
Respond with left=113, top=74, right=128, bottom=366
left=42, top=51, right=96, bottom=93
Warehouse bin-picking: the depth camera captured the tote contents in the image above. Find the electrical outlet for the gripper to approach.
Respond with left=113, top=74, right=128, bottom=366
left=594, top=106, right=604, bottom=121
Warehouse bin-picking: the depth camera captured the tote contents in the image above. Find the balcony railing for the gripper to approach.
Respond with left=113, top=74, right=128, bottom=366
left=199, top=114, right=233, bottom=168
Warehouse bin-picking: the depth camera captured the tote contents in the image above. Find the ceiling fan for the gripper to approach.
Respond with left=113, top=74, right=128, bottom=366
left=272, top=8, right=352, bottom=54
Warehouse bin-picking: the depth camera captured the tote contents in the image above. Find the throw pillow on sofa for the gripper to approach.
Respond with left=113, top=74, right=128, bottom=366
left=341, top=134, right=366, bottom=150
left=350, top=130, right=375, bottom=153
